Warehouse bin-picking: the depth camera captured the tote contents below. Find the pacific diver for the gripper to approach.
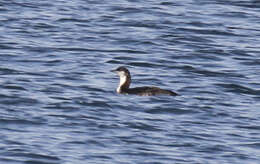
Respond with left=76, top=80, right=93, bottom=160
left=111, top=66, right=178, bottom=96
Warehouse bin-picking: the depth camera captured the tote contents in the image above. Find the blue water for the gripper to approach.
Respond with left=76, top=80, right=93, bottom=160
left=1, top=0, right=260, bottom=163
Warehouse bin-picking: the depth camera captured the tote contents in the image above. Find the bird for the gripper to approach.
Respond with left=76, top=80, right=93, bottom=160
left=111, top=66, right=178, bottom=96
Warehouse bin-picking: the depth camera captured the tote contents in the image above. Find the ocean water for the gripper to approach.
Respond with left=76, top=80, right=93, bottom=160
left=0, top=0, right=260, bottom=163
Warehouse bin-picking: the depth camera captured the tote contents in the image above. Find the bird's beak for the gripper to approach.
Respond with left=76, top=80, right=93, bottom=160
left=110, top=69, right=117, bottom=73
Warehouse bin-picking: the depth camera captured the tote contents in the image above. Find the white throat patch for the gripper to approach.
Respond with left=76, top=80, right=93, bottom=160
left=116, top=71, right=127, bottom=93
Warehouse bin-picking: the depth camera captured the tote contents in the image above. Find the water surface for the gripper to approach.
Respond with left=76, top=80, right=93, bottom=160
left=0, top=0, right=260, bottom=163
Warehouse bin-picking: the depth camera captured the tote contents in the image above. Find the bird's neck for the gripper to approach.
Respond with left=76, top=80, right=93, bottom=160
left=117, top=75, right=131, bottom=93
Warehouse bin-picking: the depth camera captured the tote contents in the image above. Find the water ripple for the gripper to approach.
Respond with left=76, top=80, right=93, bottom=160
left=1, top=0, right=260, bottom=163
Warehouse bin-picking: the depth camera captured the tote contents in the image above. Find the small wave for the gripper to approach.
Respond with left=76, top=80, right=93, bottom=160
left=0, top=67, right=22, bottom=75
left=0, top=118, right=44, bottom=126
left=216, top=83, right=260, bottom=95
left=0, top=96, right=39, bottom=105
left=2, top=85, right=27, bottom=91
left=146, top=107, right=197, bottom=115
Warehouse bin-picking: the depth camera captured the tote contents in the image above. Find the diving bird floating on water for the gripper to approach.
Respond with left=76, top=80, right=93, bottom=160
left=111, top=66, right=178, bottom=96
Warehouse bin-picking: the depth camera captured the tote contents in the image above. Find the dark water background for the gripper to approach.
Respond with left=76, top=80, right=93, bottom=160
left=1, top=0, right=260, bottom=163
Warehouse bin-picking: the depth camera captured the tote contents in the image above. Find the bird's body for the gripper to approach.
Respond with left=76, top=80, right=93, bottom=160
left=111, top=66, right=178, bottom=96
